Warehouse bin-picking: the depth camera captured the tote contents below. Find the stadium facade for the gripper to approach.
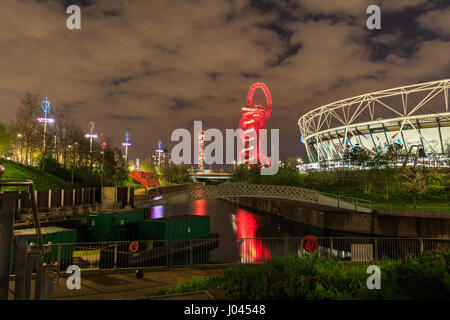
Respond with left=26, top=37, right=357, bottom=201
left=298, top=79, right=450, bottom=163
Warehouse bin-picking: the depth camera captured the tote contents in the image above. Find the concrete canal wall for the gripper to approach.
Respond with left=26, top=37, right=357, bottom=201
left=223, top=197, right=450, bottom=239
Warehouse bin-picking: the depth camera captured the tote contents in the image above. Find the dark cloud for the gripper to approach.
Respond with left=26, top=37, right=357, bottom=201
left=106, top=114, right=146, bottom=121
left=0, top=0, right=448, bottom=161
left=169, top=99, right=193, bottom=111
left=241, top=72, right=261, bottom=78
left=207, top=72, right=223, bottom=82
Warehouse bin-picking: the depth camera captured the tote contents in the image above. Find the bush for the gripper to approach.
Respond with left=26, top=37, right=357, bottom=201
left=146, top=249, right=450, bottom=300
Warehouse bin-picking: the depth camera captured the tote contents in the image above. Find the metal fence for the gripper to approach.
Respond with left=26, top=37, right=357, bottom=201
left=25, top=237, right=449, bottom=274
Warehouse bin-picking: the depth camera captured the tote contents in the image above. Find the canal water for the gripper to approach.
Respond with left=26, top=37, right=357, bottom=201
left=150, top=198, right=357, bottom=263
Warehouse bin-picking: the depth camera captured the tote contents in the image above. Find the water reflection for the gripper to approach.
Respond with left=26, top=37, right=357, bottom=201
left=193, top=199, right=207, bottom=216
left=235, top=209, right=271, bottom=263
left=151, top=205, right=164, bottom=219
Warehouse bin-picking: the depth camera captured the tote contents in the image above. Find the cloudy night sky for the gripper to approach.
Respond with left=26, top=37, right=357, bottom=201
left=0, top=0, right=449, bottom=162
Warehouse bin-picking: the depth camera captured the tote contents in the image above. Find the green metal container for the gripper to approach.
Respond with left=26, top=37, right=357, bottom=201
left=137, top=215, right=210, bottom=241
left=87, top=210, right=145, bottom=242
left=12, top=227, right=77, bottom=270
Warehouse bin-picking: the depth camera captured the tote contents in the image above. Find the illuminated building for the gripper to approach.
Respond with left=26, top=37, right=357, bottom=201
left=298, top=79, right=450, bottom=166
left=152, top=139, right=170, bottom=167
left=198, top=130, right=205, bottom=171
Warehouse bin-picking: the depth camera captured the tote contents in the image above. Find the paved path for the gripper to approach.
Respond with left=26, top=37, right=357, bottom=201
left=8, top=267, right=226, bottom=300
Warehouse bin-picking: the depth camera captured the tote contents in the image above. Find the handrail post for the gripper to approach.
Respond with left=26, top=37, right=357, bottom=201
left=113, top=242, right=118, bottom=271
left=57, top=243, right=62, bottom=273
left=166, top=242, right=170, bottom=268
left=189, top=240, right=193, bottom=266
left=284, top=238, right=288, bottom=256
left=374, top=238, right=378, bottom=261
left=329, top=238, right=334, bottom=259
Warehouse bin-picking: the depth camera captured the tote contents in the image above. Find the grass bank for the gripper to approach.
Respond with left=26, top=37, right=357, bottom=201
left=0, top=158, right=74, bottom=190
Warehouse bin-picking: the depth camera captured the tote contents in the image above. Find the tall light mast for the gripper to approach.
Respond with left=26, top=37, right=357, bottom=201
left=122, top=131, right=132, bottom=162
left=37, top=96, right=55, bottom=153
left=85, top=121, right=98, bottom=169
left=85, top=121, right=98, bottom=155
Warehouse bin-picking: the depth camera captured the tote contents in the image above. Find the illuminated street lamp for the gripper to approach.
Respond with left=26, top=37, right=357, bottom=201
left=85, top=122, right=98, bottom=169
left=17, top=133, right=23, bottom=162
left=85, top=122, right=98, bottom=155
left=122, top=131, right=132, bottom=162
left=37, top=96, right=55, bottom=152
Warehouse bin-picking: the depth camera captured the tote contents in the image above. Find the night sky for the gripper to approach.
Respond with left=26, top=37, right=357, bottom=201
left=1, top=0, right=449, bottom=162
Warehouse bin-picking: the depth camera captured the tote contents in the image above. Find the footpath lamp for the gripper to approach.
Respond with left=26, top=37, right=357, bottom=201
left=122, top=131, right=132, bottom=162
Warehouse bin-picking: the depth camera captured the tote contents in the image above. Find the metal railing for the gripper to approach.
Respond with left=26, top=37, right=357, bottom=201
left=19, top=237, right=449, bottom=275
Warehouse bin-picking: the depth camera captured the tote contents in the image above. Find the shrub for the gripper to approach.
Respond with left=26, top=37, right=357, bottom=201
left=146, top=249, right=450, bottom=300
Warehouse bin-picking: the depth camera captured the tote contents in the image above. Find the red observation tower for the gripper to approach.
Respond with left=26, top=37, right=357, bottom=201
left=238, top=83, right=273, bottom=167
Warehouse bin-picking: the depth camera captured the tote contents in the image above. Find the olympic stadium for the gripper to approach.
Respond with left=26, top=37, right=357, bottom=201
left=298, top=79, right=450, bottom=165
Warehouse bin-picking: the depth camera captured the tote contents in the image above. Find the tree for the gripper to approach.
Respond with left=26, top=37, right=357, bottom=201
left=385, top=143, right=404, bottom=165
left=141, top=157, right=157, bottom=174
left=103, top=146, right=128, bottom=186
left=13, top=93, right=42, bottom=164
left=402, top=167, right=428, bottom=209
left=0, top=119, right=11, bottom=157
left=160, top=163, right=191, bottom=184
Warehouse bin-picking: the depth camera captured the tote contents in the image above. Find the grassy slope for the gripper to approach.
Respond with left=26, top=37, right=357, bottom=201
left=0, top=158, right=74, bottom=190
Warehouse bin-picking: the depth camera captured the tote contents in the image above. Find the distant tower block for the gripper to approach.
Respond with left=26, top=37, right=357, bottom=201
left=198, top=130, right=205, bottom=171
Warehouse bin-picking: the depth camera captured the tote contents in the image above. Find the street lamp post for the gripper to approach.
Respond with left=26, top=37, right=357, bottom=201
left=17, top=134, right=23, bottom=163
left=122, top=131, right=132, bottom=162
left=37, top=96, right=54, bottom=171
left=85, top=122, right=98, bottom=170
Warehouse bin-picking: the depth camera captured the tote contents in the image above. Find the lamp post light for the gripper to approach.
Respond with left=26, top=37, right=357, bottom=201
left=85, top=122, right=98, bottom=170
left=37, top=96, right=54, bottom=154
left=122, top=131, right=132, bottom=162
left=17, top=134, right=23, bottom=162
left=37, top=96, right=54, bottom=171
left=85, top=122, right=98, bottom=155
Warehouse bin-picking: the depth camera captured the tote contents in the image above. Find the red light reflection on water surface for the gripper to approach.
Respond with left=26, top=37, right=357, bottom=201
left=236, top=209, right=270, bottom=263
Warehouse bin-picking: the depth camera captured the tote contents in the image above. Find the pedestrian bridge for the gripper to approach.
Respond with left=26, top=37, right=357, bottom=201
left=135, top=184, right=373, bottom=214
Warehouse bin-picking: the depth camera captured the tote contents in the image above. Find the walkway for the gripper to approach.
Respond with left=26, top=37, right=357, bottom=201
left=8, top=267, right=226, bottom=300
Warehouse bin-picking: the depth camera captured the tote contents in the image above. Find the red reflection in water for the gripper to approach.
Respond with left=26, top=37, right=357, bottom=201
left=193, top=199, right=207, bottom=216
left=236, top=209, right=270, bottom=263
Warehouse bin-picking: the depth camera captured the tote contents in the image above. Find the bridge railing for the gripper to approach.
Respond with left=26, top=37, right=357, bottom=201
left=319, top=192, right=374, bottom=211
left=13, top=237, right=447, bottom=275
left=185, top=184, right=319, bottom=202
